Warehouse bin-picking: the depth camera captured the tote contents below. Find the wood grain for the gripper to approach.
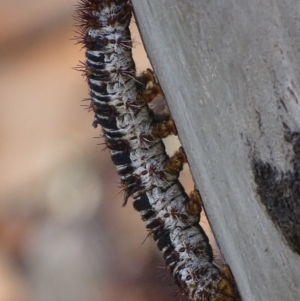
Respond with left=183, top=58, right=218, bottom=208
left=132, top=1, right=300, bottom=300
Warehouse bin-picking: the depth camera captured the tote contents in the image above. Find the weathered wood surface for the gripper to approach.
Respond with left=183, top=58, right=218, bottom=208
left=132, top=1, right=300, bottom=300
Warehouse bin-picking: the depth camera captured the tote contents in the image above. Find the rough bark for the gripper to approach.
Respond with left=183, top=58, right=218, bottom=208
left=132, top=1, right=300, bottom=300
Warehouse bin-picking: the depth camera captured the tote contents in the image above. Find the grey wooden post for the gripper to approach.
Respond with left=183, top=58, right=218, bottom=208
left=132, top=1, right=300, bottom=300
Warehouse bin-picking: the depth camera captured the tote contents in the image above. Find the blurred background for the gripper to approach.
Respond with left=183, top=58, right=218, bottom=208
left=0, top=1, right=219, bottom=301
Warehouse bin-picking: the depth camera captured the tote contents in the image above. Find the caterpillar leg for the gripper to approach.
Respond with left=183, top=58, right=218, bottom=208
left=152, top=119, right=178, bottom=138
left=137, top=69, right=164, bottom=104
left=221, top=264, right=235, bottom=282
left=215, top=265, right=240, bottom=301
left=164, top=147, right=187, bottom=175
left=187, top=189, right=203, bottom=216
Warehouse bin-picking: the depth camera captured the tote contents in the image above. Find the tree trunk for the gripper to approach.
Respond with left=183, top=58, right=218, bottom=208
left=132, top=1, right=300, bottom=300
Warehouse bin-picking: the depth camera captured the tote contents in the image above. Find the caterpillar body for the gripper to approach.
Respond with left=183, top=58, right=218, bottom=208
left=75, top=0, right=240, bottom=300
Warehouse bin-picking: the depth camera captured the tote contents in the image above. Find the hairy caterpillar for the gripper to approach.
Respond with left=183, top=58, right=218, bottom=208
left=74, top=0, right=240, bottom=300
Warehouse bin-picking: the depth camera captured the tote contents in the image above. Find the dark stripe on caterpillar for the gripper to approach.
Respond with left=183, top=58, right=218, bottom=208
left=111, top=150, right=131, bottom=165
left=146, top=218, right=163, bottom=230
left=94, top=116, right=118, bottom=130
left=141, top=209, right=156, bottom=221
left=86, top=52, right=105, bottom=63
left=153, top=228, right=169, bottom=242
left=157, top=232, right=172, bottom=251
left=133, top=193, right=152, bottom=211
left=89, top=81, right=110, bottom=94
